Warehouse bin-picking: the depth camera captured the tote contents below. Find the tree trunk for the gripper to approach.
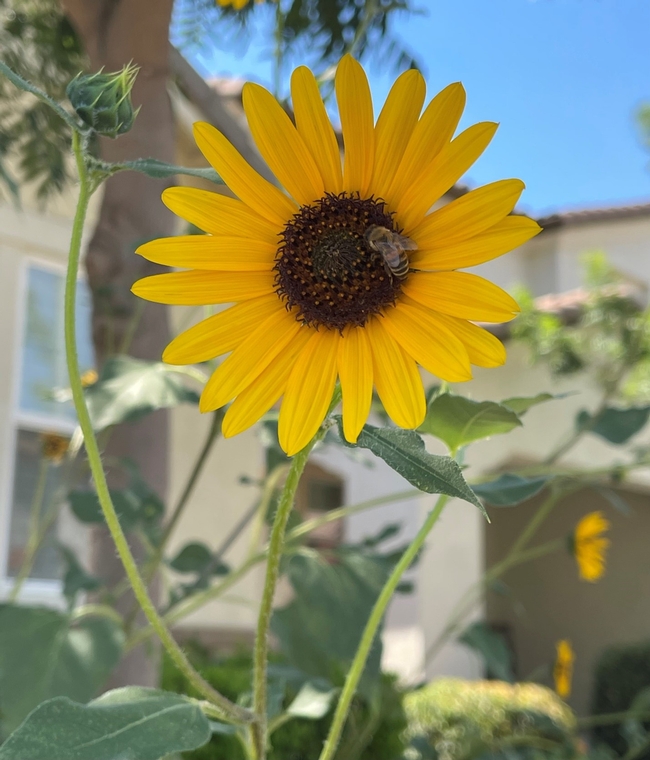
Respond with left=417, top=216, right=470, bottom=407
left=60, top=0, right=175, bottom=688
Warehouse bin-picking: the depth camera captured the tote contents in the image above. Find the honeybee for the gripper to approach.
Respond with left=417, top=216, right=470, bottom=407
left=364, top=226, right=418, bottom=281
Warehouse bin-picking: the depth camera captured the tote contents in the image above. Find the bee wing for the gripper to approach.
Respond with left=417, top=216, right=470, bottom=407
left=394, top=233, right=419, bottom=251
left=372, top=240, right=400, bottom=258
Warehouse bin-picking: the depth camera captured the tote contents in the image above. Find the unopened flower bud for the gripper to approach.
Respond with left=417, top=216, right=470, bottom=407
left=66, top=63, right=139, bottom=138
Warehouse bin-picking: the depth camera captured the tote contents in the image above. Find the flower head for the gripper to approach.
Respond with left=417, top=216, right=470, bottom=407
left=553, top=639, right=574, bottom=699
left=217, top=0, right=266, bottom=8
left=41, top=432, right=69, bottom=464
left=133, top=55, right=540, bottom=455
left=573, top=511, right=610, bottom=582
left=80, top=368, right=99, bottom=388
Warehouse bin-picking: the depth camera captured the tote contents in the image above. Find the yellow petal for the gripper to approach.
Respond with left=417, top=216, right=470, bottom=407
left=338, top=326, right=373, bottom=444
left=222, top=327, right=312, bottom=438
left=397, top=122, right=499, bottom=233
left=242, top=82, right=324, bottom=205
left=336, top=55, right=374, bottom=196
left=385, top=83, right=466, bottom=210
left=161, top=188, right=279, bottom=243
left=131, top=270, right=275, bottom=305
left=136, top=236, right=275, bottom=271
left=291, top=66, right=343, bottom=194
left=411, top=179, right=525, bottom=248
left=382, top=302, right=472, bottom=382
left=200, top=308, right=302, bottom=412
left=411, top=216, right=542, bottom=270
left=162, top=295, right=280, bottom=365
left=193, top=121, right=296, bottom=226
left=367, top=317, right=426, bottom=429
left=371, top=69, right=426, bottom=198
left=430, top=312, right=507, bottom=368
left=403, top=271, right=519, bottom=322
left=278, top=329, right=339, bottom=456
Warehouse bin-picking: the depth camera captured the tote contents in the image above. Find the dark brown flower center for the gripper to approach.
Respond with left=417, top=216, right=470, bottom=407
left=274, top=193, right=403, bottom=330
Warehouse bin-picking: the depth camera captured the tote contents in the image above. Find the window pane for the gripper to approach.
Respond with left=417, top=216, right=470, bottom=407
left=19, top=266, right=94, bottom=420
left=7, top=429, right=67, bottom=581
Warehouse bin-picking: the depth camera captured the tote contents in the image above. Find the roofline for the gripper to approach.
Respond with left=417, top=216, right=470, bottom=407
left=537, top=200, right=650, bottom=230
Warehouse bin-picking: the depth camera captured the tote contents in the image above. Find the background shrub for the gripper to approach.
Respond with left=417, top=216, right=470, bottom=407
left=403, top=678, right=576, bottom=760
left=161, top=645, right=408, bottom=760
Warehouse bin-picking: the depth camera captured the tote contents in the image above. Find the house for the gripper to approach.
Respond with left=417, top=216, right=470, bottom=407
left=1, top=51, right=649, bottom=716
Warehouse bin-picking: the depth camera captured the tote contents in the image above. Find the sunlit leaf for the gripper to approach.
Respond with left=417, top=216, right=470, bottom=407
left=420, top=394, right=521, bottom=453
left=0, top=687, right=211, bottom=760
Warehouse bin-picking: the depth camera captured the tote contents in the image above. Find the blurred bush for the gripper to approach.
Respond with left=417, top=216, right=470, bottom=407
left=161, top=645, right=408, bottom=760
left=591, top=641, right=650, bottom=759
left=403, top=678, right=577, bottom=760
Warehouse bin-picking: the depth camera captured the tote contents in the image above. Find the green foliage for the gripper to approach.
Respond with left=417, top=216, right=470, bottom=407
left=500, top=393, right=559, bottom=415
left=458, top=622, right=514, bottom=682
left=404, top=678, right=577, bottom=760
left=576, top=406, right=650, bottom=445
left=161, top=647, right=408, bottom=760
left=0, top=687, right=211, bottom=760
left=58, top=544, right=103, bottom=608
left=85, top=355, right=200, bottom=432
left=513, top=253, right=650, bottom=400
left=0, top=0, right=85, bottom=201
left=0, top=605, right=124, bottom=736
left=591, top=641, right=650, bottom=758
left=271, top=537, right=407, bottom=694
left=473, top=474, right=550, bottom=507
left=337, top=420, right=485, bottom=513
left=169, top=542, right=230, bottom=576
left=419, top=394, right=522, bottom=454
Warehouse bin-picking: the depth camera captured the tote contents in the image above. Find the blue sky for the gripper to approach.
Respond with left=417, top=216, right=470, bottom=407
left=183, top=0, right=650, bottom=217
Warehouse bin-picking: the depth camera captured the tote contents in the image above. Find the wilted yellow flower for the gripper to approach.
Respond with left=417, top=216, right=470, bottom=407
left=41, top=433, right=69, bottom=464
left=133, top=55, right=540, bottom=455
left=553, top=640, right=574, bottom=699
left=80, top=368, right=99, bottom=387
left=573, top=511, right=610, bottom=582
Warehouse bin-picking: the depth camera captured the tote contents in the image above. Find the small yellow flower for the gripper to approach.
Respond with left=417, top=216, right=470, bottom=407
left=553, top=640, right=575, bottom=699
left=80, top=369, right=99, bottom=388
left=573, top=511, right=610, bottom=582
left=133, top=55, right=540, bottom=455
left=41, top=433, right=69, bottom=464
left=217, top=0, right=266, bottom=8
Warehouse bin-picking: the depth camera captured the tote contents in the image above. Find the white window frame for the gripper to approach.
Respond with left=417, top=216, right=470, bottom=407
left=0, top=255, right=88, bottom=604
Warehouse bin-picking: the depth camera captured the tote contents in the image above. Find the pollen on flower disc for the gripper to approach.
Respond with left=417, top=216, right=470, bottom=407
left=274, top=193, right=404, bottom=330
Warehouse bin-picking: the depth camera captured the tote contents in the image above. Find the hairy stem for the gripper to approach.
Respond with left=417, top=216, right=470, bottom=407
left=319, top=493, right=450, bottom=760
left=64, top=131, right=253, bottom=726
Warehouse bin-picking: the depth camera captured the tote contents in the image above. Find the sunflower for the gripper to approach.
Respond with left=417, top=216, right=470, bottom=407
left=133, top=55, right=541, bottom=455
left=572, top=511, right=610, bottom=582
left=41, top=432, right=69, bottom=464
left=553, top=639, right=574, bottom=699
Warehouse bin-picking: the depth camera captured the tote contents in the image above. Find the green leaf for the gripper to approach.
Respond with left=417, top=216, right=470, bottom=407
left=577, top=406, right=650, bottom=445
left=119, top=158, right=222, bottom=184
left=472, top=474, right=550, bottom=507
left=58, top=545, right=102, bottom=606
left=459, top=621, right=514, bottom=682
left=271, top=546, right=398, bottom=695
left=500, top=393, right=558, bottom=415
left=419, top=394, right=522, bottom=452
left=86, top=355, right=199, bottom=432
left=69, top=488, right=139, bottom=531
left=286, top=680, right=338, bottom=720
left=169, top=542, right=229, bottom=576
left=0, top=605, right=124, bottom=734
left=339, top=420, right=484, bottom=512
left=0, top=687, right=211, bottom=760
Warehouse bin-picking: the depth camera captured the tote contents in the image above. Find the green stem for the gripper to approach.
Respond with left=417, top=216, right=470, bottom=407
left=0, top=60, right=82, bottom=133
left=319, top=493, right=450, bottom=760
left=9, top=458, right=49, bottom=601
left=64, top=131, right=252, bottom=726
left=251, top=444, right=317, bottom=757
